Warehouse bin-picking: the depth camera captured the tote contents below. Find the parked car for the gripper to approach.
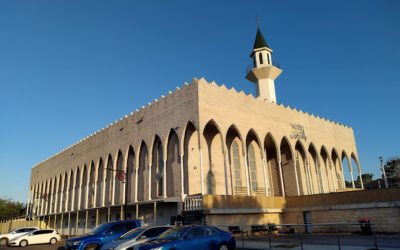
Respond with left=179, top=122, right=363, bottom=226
left=8, top=229, right=61, bottom=247
left=135, top=225, right=236, bottom=250
left=0, top=227, right=39, bottom=246
left=101, top=225, right=172, bottom=250
left=64, top=220, right=142, bottom=250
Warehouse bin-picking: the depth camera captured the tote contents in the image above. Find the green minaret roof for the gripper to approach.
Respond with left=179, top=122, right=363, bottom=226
left=253, top=28, right=269, bottom=50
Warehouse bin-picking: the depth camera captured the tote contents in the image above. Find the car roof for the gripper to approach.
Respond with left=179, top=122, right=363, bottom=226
left=105, top=220, right=140, bottom=226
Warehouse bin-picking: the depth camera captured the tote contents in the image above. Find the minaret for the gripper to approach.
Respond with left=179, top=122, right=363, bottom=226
left=246, top=28, right=282, bottom=103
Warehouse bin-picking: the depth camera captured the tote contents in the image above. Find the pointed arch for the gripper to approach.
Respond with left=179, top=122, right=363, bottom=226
left=183, top=121, right=201, bottom=195
left=56, top=174, right=62, bottom=213
left=226, top=125, right=246, bottom=195
left=309, top=143, right=323, bottom=193
left=74, top=167, right=81, bottom=211
left=114, top=150, right=124, bottom=205
left=80, top=165, right=87, bottom=209
left=264, top=132, right=282, bottom=196
left=96, top=158, right=104, bottom=207
left=104, top=155, right=113, bottom=205
left=341, top=150, right=353, bottom=188
left=203, top=119, right=226, bottom=195
left=138, top=141, right=149, bottom=201
left=246, top=129, right=264, bottom=195
left=88, top=161, right=96, bottom=208
left=320, top=146, right=333, bottom=192
left=166, top=129, right=181, bottom=197
left=280, top=137, right=298, bottom=196
left=151, top=135, right=163, bottom=199
left=46, top=178, right=52, bottom=214
left=295, top=140, right=309, bottom=195
left=331, top=148, right=344, bottom=190
left=126, top=146, right=135, bottom=203
left=68, top=169, right=74, bottom=211
left=351, top=152, right=362, bottom=188
left=62, top=172, right=68, bottom=212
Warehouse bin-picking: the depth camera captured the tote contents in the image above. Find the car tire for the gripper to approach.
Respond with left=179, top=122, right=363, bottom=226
left=20, top=240, right=28, bottom=247
left=218, top=243, right=229, bottom=250
left=84, top=243, right=100, bottom=250
left=50, top=237, right=57, bottom=244
left=0, top=238, right=8, bottom=246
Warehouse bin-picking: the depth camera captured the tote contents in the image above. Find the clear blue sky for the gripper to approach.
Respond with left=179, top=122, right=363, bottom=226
left=0, top=0, right=399, bottom=202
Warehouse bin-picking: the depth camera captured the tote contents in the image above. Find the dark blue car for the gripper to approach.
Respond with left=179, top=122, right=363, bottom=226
left=134, top=225, right=235, bottom=250
left=64, top=220, right=141, bottom=250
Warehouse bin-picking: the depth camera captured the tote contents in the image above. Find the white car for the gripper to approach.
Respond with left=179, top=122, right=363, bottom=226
left=8, top=229, right=61, bottom=247
left=0, top=227, right=39, bottom=246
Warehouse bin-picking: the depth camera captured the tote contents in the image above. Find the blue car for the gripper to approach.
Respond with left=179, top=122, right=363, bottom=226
left=64, top=220, right=141, bottom=250
left=134, top=225, right=236, bottom=250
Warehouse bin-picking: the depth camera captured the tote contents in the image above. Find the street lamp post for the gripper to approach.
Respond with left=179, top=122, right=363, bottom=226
left=379, top=156, right=389, bottom=188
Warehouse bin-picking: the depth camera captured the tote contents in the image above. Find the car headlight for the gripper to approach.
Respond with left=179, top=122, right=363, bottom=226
left=73, top=241, right=82, bottom=246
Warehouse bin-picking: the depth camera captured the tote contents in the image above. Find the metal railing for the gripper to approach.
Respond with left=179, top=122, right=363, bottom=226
left=214, top=222, right=400, bottom=250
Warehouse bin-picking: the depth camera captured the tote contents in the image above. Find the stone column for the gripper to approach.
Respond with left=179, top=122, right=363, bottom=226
left=278, top=159, right=285, bottom=197
left=244, top=152, right=250, bottom=196
left=293, top=159, right=300, bottom=196
left=180, top=154, right=185, bottom=199
left=163, top=160, right=167, bottom=198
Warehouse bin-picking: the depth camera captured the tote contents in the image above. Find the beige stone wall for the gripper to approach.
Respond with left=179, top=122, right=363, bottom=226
left=28, top=78, right=362, bottom=220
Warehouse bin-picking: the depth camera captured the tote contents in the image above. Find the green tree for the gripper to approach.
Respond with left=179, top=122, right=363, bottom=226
left=0, top=198, right=26, bottom=220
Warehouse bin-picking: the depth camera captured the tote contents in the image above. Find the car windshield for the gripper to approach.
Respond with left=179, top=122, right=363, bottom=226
left=157, top=228, right=185, bottom=240
left=90, top=224, right=109, bottom=235
left=119, top=228, right=145, bottom=240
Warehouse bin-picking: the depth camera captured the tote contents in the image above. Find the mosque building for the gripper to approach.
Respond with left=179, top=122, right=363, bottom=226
left=27, top=28, right=376, bottom=235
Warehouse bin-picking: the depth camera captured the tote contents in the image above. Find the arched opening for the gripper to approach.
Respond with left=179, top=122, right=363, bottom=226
left=51, top=177, right=57, bottom=213
left=309, top=144, right=323, bottom=193
left=81, top=165, right=87, bottom=209
left=342, top=151, right=353, bottom=188
left=151, top=135, right=163, bottom=199
left=259, top=52, right=264, bottom=65
left=351, top=153, right=362, bottom=188
left=105, top=155, right=113, bottom=205
left=62, top=173, right=68, bottom=212
left=46, top=179, right=52, bottom=214
left=203, top=120, right=225, bottom=195
left=88, top=161, right=95, bottom=208
left=183, top=122, right=200, bottom=195
left=295, top=141, right=309, bottom=195
left=265, top=133, right=282, bottom=196
left=56, top=175, right=62, bottom=212
left=138, top=142, right=149, bottom=201
left=226, top=125, right=246, bottom=195
left=167, top=129, right=181, bottom=197
left=280, top=137, right=297, bottom=196
left=320, top=147, right=333, bottom=192
left=331, top=149, right=344, bottom=190
left=96, top=158, right=104, bottom=206
left=68, top=170, right=74, bottom=211
left=126, top=146, right=135, bottom=203
left=114, top=151, right=124, bottom=205
left=246, top=130, right=264, bottom=195
left=74, top=168, right=80, bottom=210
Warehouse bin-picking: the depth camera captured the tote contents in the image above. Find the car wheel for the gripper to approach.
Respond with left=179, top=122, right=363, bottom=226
left=50, top=237, right=57, bottom=244
left=20, top=240, right=28, bottom=247
left=0, top=238, right=8, bottom=246
left=218, top=243, right=229, bottom=250
left=84, top=243, right=100, bottom=250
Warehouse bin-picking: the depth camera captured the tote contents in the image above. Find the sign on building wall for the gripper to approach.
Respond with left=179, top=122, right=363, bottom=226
left=290, top=124, right=307, bottom=141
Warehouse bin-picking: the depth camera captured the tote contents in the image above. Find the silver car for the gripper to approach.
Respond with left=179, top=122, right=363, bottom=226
left=101, top=225, right=172, bottom=250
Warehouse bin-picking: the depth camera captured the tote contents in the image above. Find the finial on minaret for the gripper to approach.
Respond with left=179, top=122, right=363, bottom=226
left=246, top=25, right=282, bottom=103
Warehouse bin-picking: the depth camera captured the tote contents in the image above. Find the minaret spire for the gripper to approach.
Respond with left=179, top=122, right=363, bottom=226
left=246, top=26, right=282, bottom=103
